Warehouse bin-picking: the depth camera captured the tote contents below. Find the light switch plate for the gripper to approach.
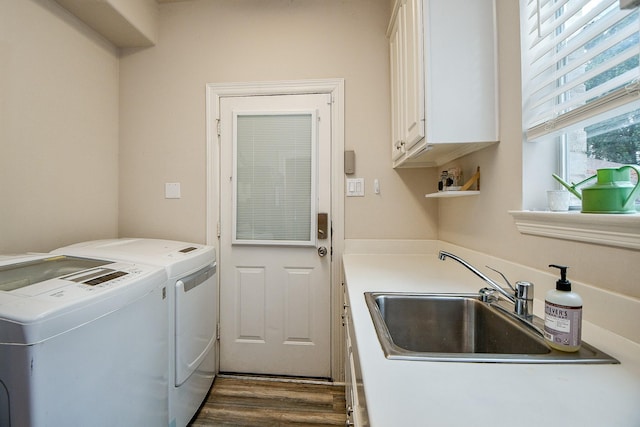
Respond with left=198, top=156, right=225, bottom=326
left=165, top=182, right=181, bottom=199
left=346, top=178, right=365, bottom=197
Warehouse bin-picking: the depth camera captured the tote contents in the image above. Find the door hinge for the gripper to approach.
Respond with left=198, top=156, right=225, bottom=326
left=326, top=93, right=333, bottom=105
left=216, top=221, right=221, bottom=238
left=216, top=322, right=221, bottom=340
left=216, top=119, right=221, bottom=136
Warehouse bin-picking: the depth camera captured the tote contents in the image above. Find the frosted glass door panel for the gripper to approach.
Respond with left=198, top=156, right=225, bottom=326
left=233, top=112, right=316, bottom=245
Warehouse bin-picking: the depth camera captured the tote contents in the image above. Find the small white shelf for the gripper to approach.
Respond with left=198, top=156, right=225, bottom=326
left=425, top=191, right=480, bottom=198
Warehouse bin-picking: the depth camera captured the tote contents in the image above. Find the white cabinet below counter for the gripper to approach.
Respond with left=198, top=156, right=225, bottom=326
left=343, top=285, right=369, bottom=427
left=342, top=248, right=640, bottom=427
left=388, top=0, right=499, bottom=168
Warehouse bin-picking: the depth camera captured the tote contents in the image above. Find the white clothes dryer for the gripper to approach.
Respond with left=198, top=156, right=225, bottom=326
left=53, top=239, right=217, bottom=427
left=0, top=254, right=169, bottom=427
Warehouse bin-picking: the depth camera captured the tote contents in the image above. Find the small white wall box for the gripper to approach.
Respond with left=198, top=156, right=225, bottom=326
left=165, top=183, right=181, bottom=199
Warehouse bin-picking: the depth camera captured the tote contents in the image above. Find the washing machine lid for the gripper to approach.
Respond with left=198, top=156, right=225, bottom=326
left=0, top=255, right=166, bottom=345
left=0, top=255, right=110, bottom=292
left=0, top=253, right=50, bottom=264
left=53, top=238, right=216, bottom=279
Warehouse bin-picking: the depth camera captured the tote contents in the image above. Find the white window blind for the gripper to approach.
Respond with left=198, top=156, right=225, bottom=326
left=233, top=112, right=315, bottom=245
left=522, top=0, right=640, bottom=140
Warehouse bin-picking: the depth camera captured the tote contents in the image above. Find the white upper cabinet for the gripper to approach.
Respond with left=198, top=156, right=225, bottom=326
left=388, top=0, right=499, bottom=168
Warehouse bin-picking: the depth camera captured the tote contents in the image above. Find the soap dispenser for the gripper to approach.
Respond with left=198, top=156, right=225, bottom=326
left=544, top=265, right=583, bottom=352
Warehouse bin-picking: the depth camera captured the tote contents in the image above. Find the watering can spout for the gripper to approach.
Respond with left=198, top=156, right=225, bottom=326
left=552, top=174, right=583, bottom=199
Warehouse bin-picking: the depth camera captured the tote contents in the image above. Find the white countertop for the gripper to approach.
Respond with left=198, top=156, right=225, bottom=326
left=343, top=244, right=640, bottom=427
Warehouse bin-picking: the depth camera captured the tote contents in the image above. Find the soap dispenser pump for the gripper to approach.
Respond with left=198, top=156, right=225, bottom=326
left=544, top=265, right=583, bottom=352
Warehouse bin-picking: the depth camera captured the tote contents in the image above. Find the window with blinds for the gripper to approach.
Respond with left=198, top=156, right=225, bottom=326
left=233, top=112, right=316, bottom=245
left=521, top=0, right=640, bottom=207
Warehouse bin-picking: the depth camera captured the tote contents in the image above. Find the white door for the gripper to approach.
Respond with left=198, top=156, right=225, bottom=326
left=219, top=93, right=332, bottom=378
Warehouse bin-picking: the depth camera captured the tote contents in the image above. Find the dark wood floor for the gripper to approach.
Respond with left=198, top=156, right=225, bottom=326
left=189, top=375, right=347, bottom=427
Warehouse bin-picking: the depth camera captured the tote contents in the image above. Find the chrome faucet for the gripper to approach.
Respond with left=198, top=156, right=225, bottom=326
left=438, top=251, right=534, bottom=320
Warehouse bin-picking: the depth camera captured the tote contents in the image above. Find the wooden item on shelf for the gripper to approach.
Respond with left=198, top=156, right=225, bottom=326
left=460, top=166, right=480, bottom=191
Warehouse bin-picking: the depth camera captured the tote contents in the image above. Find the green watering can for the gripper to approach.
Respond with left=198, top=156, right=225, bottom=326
left=552, top=165, right=640, bottom=214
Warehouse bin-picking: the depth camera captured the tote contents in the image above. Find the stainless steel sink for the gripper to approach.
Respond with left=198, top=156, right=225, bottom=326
left=365, top=292, right=619, bottom=364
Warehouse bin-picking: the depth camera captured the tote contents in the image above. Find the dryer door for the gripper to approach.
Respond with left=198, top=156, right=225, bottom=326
left=175, top=264, right=217, bottom=386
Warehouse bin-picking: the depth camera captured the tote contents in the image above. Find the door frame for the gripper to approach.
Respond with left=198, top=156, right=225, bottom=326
left=205, top=79, right=345, bottom=380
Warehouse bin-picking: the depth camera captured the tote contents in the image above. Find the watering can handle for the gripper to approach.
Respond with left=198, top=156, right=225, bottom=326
left=621, top=165, right=640, bottom=209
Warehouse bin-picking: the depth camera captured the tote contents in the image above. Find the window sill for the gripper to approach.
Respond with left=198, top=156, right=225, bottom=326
left=509, top=210, right=640, bottom=251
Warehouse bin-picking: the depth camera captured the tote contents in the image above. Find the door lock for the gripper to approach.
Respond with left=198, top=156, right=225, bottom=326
left=317, top=213, right=328, bottom=240
left=318, top=246, right=328, bottom=257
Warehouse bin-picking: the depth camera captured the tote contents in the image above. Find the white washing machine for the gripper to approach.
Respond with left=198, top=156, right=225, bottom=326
left=0, top=253, right=169, bottom=427
left=53, top=239, right=217, bottom=427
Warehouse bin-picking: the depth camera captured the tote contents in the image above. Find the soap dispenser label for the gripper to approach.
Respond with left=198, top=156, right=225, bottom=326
left=544, top=302, right=582, bottom=347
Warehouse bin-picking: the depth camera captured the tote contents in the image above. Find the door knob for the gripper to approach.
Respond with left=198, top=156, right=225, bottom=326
left=318, top=246, right=328, bottom=257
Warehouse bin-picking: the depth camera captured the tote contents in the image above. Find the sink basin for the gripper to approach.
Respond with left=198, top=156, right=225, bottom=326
left=365, top=292, right=619, bottom=364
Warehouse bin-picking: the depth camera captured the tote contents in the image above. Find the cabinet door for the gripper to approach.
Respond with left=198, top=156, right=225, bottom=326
left=389, top=0, right=498, bottom=168
left=345, top=330, right=355, bottom=425
left=389, top=7, right=405, bottom=162
left=402, top=0, right=424, bottom=150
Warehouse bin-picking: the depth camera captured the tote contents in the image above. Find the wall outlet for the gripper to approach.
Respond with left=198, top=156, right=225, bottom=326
left=165, top=182, right=181, bottom=199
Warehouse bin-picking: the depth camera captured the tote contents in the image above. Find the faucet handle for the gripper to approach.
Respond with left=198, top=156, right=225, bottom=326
left=486, top=265, right=515, bottom=292
left=514, top=281, right=534, bottom=320
left=515, top=281, right=534, bottom=300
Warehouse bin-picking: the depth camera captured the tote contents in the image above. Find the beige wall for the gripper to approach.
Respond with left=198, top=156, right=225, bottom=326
left=438, top=0, right=640, bottom=300
left=0, top=0, right=119, bottom=253
left=118, top=0, right=438, bottom=243
left=5, top=0, right=635, bottom=301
